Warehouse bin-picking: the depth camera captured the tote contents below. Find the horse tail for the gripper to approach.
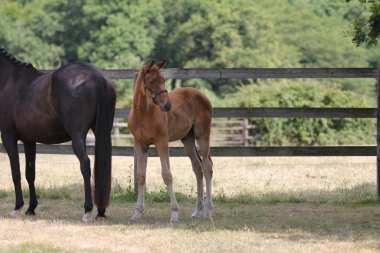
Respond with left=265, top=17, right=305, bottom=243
left=93, top=73, right=113, bottom=209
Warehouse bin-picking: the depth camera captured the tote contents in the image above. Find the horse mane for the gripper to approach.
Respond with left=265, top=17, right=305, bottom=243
left=0, top=46, right=33, bottom=67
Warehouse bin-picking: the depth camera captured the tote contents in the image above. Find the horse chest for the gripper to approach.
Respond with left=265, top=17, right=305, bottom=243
left=129, top=114, right=168, bottom=144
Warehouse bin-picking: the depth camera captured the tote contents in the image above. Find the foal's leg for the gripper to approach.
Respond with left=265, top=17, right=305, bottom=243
left=156, top=140, right=179, bottom=222
left=197, top=138, right=213, bottom=219
left=71, top=134, right=94, bottom=222
left=181, top=133, right=204, bottom=218
left=1, top=132, right=24, bottom=216
left=24, top=141, right=38, bottom=215
left=131, top=140, right=149, bottom=221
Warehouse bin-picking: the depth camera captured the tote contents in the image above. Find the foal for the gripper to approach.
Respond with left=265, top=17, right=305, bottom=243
left=128, top=59, right=213, bottom=221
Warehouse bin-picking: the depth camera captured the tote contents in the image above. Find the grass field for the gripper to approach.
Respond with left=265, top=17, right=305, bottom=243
left=0, top=153, right=380, bottom=252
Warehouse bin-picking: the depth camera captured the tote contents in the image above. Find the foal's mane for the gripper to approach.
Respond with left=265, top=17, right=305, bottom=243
left=0, top=46, right=33, bottom=67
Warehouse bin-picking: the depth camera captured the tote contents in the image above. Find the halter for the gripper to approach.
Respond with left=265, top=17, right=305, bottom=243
left=141, top=68, right=167, bottom=101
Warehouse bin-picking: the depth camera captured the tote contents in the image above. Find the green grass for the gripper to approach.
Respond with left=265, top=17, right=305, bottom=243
left=22, top=186, right=71, bottom=200
left=0, top=242, right=62, bottom=253
left=0, top=190, right=7, bottom=198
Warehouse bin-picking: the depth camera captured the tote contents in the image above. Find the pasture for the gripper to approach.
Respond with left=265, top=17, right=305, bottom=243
left=0, top=153, right=380, bottom=252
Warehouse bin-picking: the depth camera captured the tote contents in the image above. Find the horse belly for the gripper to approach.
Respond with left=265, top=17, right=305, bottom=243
left=17, top=120, right=71, bottom=144
left=167, top=117, right=193, bottom=142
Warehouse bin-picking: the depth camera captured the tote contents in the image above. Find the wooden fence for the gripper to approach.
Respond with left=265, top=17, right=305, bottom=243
left=1, top=68, right=379, bottom=196
left=87, top=117, right=254, bottom=146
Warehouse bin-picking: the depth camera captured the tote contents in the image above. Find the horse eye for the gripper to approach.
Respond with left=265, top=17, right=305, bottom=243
left=149, top=80, right=154, bottom=85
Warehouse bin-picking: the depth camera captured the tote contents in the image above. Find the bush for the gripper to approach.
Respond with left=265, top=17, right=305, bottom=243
left=226, top=80, right=376, bottom=146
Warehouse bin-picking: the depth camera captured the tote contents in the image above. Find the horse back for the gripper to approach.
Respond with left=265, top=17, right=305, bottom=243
left=168, top=87, right=212, bottom=119
left=51, top=62, right=115, bottom=130
left=0, top=62, right=114, bottom=144
left=167, top=87, right=213, bottom=141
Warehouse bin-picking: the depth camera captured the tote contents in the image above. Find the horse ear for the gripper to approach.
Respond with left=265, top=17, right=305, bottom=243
left=146, top=59, right=155, bottom=71
left=156, top=59, right=166, bottom=70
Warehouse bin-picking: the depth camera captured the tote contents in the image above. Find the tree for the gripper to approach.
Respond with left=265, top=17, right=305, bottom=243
left=226, top=79, right=376, bottom=146
left=153, top=0, right=374, bottom=96
left=343, top=0, right=380, bottom=46
left=0, top=0, right=64, bottom=69
left=78, top=0, right=165, bottom=69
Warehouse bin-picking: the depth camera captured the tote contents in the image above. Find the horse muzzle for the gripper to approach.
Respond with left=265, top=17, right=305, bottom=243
left=159, top=100, right=172, bottom=112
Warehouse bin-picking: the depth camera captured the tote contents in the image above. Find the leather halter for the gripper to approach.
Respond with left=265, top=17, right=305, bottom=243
left=141, top=68, right=167, bottom=101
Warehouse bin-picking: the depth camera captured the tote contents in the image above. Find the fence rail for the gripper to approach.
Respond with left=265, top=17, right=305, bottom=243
left=115, top=108, right=377, bottom=119
left=43, top=68, right=378, bottom=79
left=0, top=144, right=375, bottom=157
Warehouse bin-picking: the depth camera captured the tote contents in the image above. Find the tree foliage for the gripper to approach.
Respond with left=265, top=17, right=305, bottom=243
left=227, top=80, right=375, bottom=146
left=343, top=0, right=380, bottom=46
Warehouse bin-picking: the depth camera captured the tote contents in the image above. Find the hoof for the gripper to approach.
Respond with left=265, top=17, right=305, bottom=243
left=131, top=211, right=142, bottom=222
left=203, top=211, right=212, bottom=219
left=25, top=210, right=36, bottom=215
left=10, top=210, right=20, bottom=217
left=25, top=208, right=36, bottom=215
left=191, top=211, right=201, bottom=219
left=170, top=211, right=179, bottom=222
left=10, top=206, right=23, bottom=217
left=96, top=214, right=107, bottom=220
left=82, top=211, right=93, bottom=222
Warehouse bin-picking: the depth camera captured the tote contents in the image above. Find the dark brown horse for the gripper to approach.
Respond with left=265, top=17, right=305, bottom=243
left=0, top=46, right=116, bottom=222
left=128, top=59, right=213, bottom=221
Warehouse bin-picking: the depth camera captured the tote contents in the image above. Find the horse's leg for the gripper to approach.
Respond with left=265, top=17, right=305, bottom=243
left=71, top=135, right=93, bottom=222
left=197, top=138, right=213, bottom=219
left=156, top=140, right=179, bottom=222
left=181, top=133, right=204, bottom=218
left=23, top=141, right=38, bottom=215
left=1, top=133, right=24, bottom=216
left=131, top=140, right=149, bottom=221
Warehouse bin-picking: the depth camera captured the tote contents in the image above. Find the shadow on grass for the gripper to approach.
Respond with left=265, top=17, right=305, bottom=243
left=1, top=181, right=379, bottom=208
left=112, top=182, right=380, bottom=206
left=1, top=182, right=380, bottom=240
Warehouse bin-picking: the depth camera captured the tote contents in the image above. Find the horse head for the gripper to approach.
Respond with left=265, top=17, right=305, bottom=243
left=141, top=59, right=171, bottom=112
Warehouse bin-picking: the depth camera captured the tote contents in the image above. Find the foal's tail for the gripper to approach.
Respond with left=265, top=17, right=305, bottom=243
left=93, top=73, right=114, bottom=209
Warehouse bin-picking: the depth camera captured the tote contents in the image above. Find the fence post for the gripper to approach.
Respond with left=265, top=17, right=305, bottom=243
left=377, top=67, right=380, bottom=199
left=243, top=118, right=249, bottom=146
left=114, top=118, right=120, bottom=138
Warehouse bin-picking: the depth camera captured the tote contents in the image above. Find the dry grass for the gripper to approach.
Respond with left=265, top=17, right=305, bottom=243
left=0, top=153, right=380, bottom=252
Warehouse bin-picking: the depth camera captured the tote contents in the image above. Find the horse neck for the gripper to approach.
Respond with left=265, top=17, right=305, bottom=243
left=0, top=58, right=37, bottom=89
left=132, top=77, right=163, bottom=121
left=133, top=79, right=152, bottom=112
left=0, top=59, right=14, bottom=88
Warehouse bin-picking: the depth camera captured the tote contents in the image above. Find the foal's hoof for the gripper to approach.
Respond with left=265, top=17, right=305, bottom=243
left=82, top=211, right=93, bottom=222
left=131, top=211, right=142, bottom=222
left=203, top=210, right=212, bottom=219
left=170, top=211, right=179, bottom=222
left=191, top=211, right=201, bottom=219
